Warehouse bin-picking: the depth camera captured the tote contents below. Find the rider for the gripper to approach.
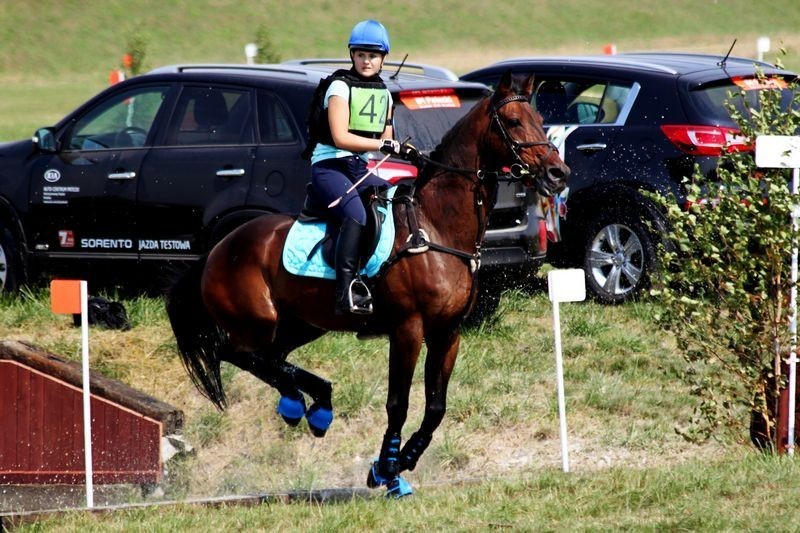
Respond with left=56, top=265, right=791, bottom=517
left=308, top=19, right=414, bottom=315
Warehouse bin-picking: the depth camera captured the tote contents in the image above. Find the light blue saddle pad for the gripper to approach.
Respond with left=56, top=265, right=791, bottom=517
left=282, top=186, right=397, bottom=279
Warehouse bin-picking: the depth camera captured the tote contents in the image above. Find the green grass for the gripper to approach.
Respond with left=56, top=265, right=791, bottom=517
left=2, top=0, right=800, bottom=141
left=0, top=285, right=790, bottom=528
left=14, top=453, right=800, bottom=531
left=3, top=2, right=800, bottom=527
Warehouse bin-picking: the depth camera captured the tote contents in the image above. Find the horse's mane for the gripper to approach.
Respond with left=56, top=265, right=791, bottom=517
left=417, top=93, right=491, bottom=186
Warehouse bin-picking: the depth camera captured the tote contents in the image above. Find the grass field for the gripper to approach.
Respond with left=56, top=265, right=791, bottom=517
left=2, top=288, right=798, bottom=530
left=3, top=1, right=800, bottom=528
left=2, top=0, right=800, bottom=140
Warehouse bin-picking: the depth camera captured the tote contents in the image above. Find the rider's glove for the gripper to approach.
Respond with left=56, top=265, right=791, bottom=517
left=379, top=139, right=402, bottom=155
left=399, top=142, right=420, bottom=162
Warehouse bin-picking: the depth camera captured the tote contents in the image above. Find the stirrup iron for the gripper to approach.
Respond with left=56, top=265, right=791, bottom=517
left=348, top=278, right=373, bottom=315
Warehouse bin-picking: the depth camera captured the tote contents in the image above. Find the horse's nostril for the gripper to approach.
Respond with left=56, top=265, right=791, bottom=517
left=548, top=166, right=566, bottom=180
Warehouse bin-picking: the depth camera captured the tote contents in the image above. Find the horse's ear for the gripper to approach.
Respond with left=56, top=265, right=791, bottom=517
left=498, top=70, right=514, bottom=93
left=522, top=74, right=535, bottom=97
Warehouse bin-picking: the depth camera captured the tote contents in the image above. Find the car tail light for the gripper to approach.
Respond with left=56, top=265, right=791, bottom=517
left=660, top=125, right=752, bottom=156
left=367, top=160, right=418, bottom=184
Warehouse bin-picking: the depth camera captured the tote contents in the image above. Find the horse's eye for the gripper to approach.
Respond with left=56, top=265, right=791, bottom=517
left=507, top=118, right=522, bottom=128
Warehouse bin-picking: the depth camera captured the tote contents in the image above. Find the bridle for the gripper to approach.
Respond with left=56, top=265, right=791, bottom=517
left=489, top=93, right=558, bottom=182
left=412, top=91, right=558, bottom=184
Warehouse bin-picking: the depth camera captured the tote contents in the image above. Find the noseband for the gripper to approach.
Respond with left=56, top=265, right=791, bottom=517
left=490, top=94, right=557, bottom=181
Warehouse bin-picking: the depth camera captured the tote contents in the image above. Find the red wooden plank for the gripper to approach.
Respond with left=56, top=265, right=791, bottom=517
left=16, top=365, right=31, bottom=470
left=90, top=396, right=105, bottom=472
left=40, top=372, right=57, bottom=471
left=117, top=409, right=133, bottom=470
left=30, top=371, right=45, bottom=471
left=0, top=362, right=18, bottom=470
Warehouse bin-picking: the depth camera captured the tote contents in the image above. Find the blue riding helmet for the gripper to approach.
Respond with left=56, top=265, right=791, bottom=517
left=348, top=20, right=390, bottom=54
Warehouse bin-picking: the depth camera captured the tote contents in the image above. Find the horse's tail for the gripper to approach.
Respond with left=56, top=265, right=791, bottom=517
left=166, top=257, right=228, bottom=410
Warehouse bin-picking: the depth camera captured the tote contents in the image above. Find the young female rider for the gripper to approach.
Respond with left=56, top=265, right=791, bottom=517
left=309, top=20, right=414, bottom=315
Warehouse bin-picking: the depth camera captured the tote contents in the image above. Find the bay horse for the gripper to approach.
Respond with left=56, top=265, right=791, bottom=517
left=166, top=71, right=569, bottom=497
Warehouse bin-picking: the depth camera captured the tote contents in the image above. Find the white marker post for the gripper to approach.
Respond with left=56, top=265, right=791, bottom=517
left=756, top=135, right=800, bottom=455
left=547, top=268, right=586, bottom=472
left=51, top=279, right=94, bottom=507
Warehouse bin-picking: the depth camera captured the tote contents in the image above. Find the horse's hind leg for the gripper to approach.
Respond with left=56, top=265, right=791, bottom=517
left=273, top=359, right=334, bottom=437
left=223, top=318, right=335, bottom=436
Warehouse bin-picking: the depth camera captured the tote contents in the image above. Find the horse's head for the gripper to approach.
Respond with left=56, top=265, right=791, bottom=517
left=485, top=70, right=570, bottom=197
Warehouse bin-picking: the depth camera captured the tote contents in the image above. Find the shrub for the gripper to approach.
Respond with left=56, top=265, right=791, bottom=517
left=651, top=60, right=800, bottom=447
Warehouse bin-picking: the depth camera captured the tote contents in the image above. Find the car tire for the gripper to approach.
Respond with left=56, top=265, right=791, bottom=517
left=582, top=212, right=656, bottom=304
left=0, top=224, right=24, bottom=294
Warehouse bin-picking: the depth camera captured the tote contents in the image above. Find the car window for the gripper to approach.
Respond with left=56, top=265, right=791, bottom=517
left=165, top=86, right=254, bottom=145
left=689, top=76, right=799, bottom=126
left=257, top=90, right=297, bottom=143
left=67, top=86, right=169, bottom=150
left=393, top=90, right=484, bottom=153
left=535, top=79, right=631, bottom=126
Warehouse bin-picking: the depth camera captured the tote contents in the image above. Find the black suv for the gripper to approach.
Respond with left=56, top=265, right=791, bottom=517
left=0, top=60, right=546, bottom=297
left=463, top=53, right=798, bottom=303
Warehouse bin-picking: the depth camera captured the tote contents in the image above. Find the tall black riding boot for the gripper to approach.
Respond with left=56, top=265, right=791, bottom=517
left=334, top=218, right=373, bottom=315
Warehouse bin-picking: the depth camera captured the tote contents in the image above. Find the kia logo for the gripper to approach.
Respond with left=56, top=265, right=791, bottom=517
left=44, top=169, right=61, bottom=183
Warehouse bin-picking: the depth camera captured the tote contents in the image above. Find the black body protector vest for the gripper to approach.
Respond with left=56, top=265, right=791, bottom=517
left=303, top=68, right=390, bottom=159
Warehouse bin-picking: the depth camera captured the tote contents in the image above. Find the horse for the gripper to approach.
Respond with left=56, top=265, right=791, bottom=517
left=166, top=70, right=569, bottom=498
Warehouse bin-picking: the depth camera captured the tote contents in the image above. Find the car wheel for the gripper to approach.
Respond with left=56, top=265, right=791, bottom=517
left=0, top=225, right=24, bottom=294
left=582, top=213, right=655, bottom=304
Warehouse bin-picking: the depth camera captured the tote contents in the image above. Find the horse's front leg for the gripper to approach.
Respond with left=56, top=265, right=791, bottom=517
left=368, top=316, right=423, bottom=497
left=399, top=325, right=460, bottom=474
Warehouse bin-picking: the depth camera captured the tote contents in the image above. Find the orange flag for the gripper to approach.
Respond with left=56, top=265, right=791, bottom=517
left=50, top=279, right=82, bottom=314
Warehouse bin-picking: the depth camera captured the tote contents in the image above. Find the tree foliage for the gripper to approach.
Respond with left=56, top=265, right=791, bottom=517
left=254, top=24, right=281, bottom=64
left=651, top=60, right=800, bottom=445
left=122, top=32, right=148, bottom=76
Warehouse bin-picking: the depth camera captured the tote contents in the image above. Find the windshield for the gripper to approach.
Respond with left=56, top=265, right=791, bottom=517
left=392, top=91, right=484, bottom=153
left=689, top=76, right=798, bottom=126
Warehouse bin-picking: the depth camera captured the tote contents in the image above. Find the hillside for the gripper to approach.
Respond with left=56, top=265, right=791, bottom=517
left=1, top=0, right=799, bottom=141
left=3, top=0, right=800, bottom=76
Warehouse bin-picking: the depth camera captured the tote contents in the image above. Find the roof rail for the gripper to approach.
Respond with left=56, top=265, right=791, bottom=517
left=146, top=64, right=309, bottom=76
left=281, top=58, right=459, bottom=81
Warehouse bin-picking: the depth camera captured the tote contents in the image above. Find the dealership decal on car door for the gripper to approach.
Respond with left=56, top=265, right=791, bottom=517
left=42, top=185, right=80, bottom=205
left=58, top=230, right=75, bottom=248
left=75, top=237, right=191, bottom=250
left=138, top=239, right=192, bottom=251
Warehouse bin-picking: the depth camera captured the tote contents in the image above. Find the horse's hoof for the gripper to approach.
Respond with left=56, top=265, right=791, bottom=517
left=306, top=403, right=333, bottom=437
left=385, top=476, right=413, bottom=499
left=277, top=395, right=306, bottom=427
left=366, top=460, right=388, bottom=488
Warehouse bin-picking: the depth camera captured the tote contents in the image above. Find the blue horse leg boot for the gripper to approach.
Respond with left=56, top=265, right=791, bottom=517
left=385, top=475, right=413, bottom=498
left=305, top=402, right=334, bottom=437
left=399, top=431, right=432, bottom=472
left=366, top=431, right=402, bottom=488
left=277, top=394, right=306, bottom=426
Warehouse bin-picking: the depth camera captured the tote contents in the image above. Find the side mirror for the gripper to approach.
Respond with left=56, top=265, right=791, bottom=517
left=32, top=127, right=58, bottom=153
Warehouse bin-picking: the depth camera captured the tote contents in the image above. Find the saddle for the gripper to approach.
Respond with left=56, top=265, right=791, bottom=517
left=282, top=186, right=399, bottom=279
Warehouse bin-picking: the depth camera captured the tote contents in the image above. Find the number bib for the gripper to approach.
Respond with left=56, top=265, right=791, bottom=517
left=349, top=86, right=389, bottom=134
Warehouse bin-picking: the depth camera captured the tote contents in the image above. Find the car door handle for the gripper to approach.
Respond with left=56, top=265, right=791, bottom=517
left=576, top=143, right=608, bottom=152
left=108, top=171, right=136, bottom=180
left=216, top=168, right=246, bottom=178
